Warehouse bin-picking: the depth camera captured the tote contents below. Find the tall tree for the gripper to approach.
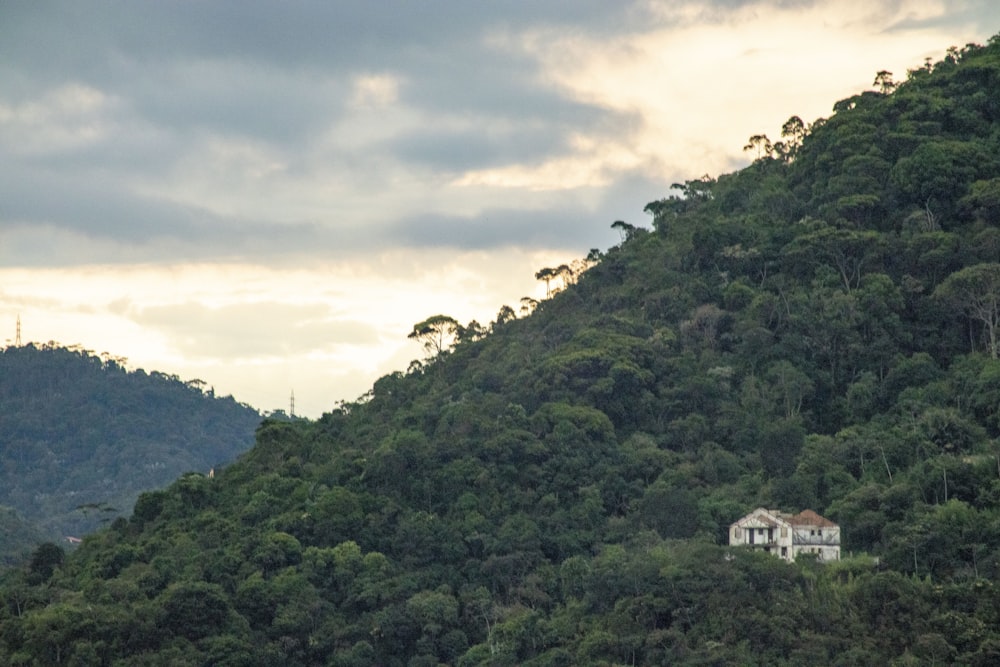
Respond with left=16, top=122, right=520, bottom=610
left=743, top=134, right=773, bottom=161
left=610, top=220, right=636, bottom=243
left=535, top=267, right=557, bottom=297
left=934, top=263, right=1000, bottom=358
left=873, top=70, right=897, bottom=94
left=408, top=315, right=460, bottom=358
left=493, top=305, right=517, bottom=329
left=777, top=116, right=807, bottom=160
left=457, top=320, right=486, bottom=344
left=554, top=264, right=575, bottom=291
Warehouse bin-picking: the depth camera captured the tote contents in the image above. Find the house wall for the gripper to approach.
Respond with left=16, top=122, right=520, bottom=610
left=791, top=544, right=841, bottom=561
left=731, top=521, right=795, bottom=561
left=791, top=526, right=841, bottom=561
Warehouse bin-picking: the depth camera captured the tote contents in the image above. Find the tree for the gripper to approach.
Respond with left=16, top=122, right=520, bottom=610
left=159, top=581, right=233, bottom=641
left=780, top=223, right=882, bottom=292
left=777, top=116, right=807, bottom=160
left=960, top=177, right=1000, bottom=224
left=743, top=134, right=773, bottom=160
left=408, top=315, right=460, bottom=358
left=611, top=220, right=636, bottom=242
left=493, top=305, right=516, bottom=329
left=26, top=542, right=64, bottom=584
left=890, top=140, right=987, bottom=220
left=874, top=70, right=897, bottom=94
left=535, top=267, right=558, bottom=297
left=934, top=263, right=1000, bottom=358
left=531, top=263, right=576, bottom=299
left=457, top=320, right=486, bottom=344
left=765, top=360, right=814, bottom=419
left=555, top=264, right=575, bottom=290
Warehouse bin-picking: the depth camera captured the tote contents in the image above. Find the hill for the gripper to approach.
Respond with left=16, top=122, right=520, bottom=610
left=0, top=343, right=261, bottom=540
left=3, top=35, right=1000, bottom=666
left=0, top=507, right=47, bottom=568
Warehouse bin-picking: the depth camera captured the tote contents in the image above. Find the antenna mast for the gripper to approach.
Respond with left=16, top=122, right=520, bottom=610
left=290, top=389, right=295, bottom=418
left=15, top=315, right=21, bottom=347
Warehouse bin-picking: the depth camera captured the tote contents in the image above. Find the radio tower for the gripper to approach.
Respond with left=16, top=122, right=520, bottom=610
left=15, top=315, right=21, bottom=347
left=290, top=389, right=295, bottom=418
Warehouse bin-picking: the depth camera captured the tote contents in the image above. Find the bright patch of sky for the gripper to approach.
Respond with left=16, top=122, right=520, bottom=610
left=1, top=1, right=998, bottom=416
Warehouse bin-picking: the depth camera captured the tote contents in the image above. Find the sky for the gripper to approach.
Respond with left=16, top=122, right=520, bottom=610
left=2, top=1, right=998, bottom=418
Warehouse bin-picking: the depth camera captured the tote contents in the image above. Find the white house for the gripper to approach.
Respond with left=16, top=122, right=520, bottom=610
left=729, top=507, right=840, bottom=562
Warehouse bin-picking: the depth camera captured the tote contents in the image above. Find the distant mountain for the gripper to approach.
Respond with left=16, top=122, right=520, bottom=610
left=3, top=35, right=1000, bottom=666
left=0, top=343, right=261, bottom=540
left=0, top=506, right=47, bottom=567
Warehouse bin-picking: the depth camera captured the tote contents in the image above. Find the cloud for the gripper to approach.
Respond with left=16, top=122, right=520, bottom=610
left=0, top=2, right=651, bottom=262
left=132, top=301, right=380, bottom=359
left=349, top=73, right=402, bottom=109
left=0, top=83, right=117, bottom=155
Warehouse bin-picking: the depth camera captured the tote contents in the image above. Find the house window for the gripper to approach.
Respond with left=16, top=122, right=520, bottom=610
left=818, top=529, right=823, bottom=536
left=758, top=528, right=764, bottom=536
left=780, top=526, right=788, bottom=538
left=781, top=547, right=787, bottom=557
left=810, top=529, right=815, bottom=536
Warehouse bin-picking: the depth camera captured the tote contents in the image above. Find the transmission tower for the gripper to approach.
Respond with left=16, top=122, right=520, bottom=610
left=15, top=315, right=21, bottom=347
left=290, top=389, right=295, bottom=418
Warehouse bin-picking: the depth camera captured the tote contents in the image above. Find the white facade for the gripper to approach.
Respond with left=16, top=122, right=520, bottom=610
left=729, top=508, right=840, bottom=562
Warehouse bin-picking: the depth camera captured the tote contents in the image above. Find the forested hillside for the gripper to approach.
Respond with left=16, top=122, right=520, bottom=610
left=3, top=36, right=1000, bottom=666
left=0, top=344, right=261, bottom=542
left=0, top=509, right=46, bottom=569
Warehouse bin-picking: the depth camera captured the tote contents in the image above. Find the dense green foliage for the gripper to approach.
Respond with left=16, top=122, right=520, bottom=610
left=0, top=508, right=47, bottom=569
left=0, top=344, right=261, bottom=539
left=4, top=36, right=1000, bottom=666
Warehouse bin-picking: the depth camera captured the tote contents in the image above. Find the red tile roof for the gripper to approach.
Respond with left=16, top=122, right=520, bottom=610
left=786, top=509, right=837, bottom=527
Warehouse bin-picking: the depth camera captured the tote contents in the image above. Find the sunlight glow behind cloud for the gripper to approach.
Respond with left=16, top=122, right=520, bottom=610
left=520, top=0, right=971, bottom=178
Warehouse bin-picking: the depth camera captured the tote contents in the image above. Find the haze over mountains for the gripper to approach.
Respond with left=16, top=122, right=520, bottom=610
left=3, top=33, right=1000, bottom=666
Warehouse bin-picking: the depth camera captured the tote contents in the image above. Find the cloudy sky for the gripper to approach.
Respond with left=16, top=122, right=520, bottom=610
left=2, top=1, right=998, bottom=417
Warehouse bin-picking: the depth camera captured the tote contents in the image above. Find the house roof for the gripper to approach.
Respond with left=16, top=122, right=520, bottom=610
left=786, top=509, right=838, bottom=528
left=730, top=507, right=838, bottom=529
left=731, top=507, right=785, bottom=528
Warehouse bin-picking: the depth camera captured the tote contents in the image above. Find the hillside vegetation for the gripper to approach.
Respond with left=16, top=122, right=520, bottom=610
left=3, top=36, right=1000, bottom=666
left=0, top=509, right=47, bottom=569
left=0, top=344, right=261, bottom=542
